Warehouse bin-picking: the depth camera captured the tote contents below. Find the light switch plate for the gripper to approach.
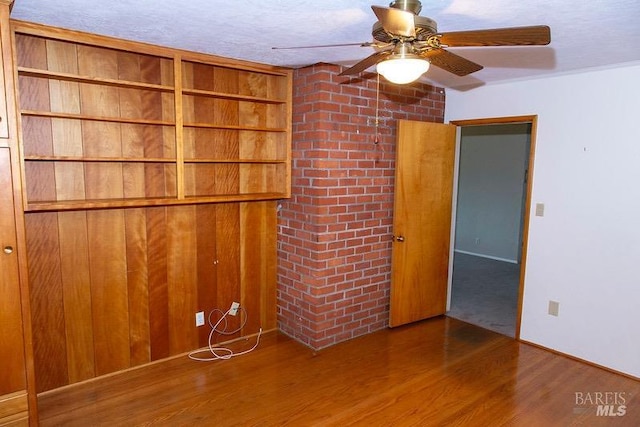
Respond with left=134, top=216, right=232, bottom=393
left=535, top=203, right=545, bottom=217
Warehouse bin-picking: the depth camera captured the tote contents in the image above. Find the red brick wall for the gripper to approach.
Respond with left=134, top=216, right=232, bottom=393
left=277, top=63, right=445, bottom=349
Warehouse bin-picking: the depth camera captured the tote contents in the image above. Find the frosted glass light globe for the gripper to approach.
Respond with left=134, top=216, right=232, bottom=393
left=377, top=57, right=430, bottom=84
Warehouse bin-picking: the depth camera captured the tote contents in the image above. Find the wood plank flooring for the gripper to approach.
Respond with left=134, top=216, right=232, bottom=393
left=37, top=317, right=639, bottom=426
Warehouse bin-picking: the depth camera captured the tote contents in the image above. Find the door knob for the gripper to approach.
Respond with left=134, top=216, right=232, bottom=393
left=3, top=246, right=13, bottom=254
left=392, top=235, right=405, bottom=242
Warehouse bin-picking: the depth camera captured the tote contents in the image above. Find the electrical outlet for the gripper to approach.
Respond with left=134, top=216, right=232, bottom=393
left=229, top=302, right=240, bottom=316
left=548, top=300, right=559, bottom=317
left=195, top=311, right=205, bottom=327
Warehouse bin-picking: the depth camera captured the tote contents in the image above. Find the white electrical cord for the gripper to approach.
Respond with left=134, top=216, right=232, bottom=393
left=188, top=305, right=262, bottom=362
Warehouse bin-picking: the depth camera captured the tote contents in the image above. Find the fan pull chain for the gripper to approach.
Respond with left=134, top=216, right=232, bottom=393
left=373, top=73, right=382, bottom=165
left=375, top=73, right=380, bottom=145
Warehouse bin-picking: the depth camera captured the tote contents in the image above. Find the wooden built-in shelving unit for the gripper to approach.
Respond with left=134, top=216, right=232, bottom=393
left=14, top=22, right=291, bottom=212
left=9, top=20, right=291, bottom=399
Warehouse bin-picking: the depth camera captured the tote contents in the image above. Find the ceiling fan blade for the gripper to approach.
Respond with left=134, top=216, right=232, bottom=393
left=339, top=50, right=393, bottom=76
left=371, top=6, right=416, bottom=38
left=439, top=25, right=551, bottom=47
left=422, top=49, right=483, bottom=76
left=272, top=41, right=377, bottom=50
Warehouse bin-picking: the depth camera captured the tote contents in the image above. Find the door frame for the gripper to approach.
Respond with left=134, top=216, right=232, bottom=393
left=447, top=115, right=538, bottom=339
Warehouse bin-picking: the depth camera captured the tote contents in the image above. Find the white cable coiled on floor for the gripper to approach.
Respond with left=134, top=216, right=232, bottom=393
left=188, top=305, right=262, bottom=362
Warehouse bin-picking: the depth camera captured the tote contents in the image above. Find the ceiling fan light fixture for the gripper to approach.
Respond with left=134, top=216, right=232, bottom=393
left=376, top=55, right=430, bottom=84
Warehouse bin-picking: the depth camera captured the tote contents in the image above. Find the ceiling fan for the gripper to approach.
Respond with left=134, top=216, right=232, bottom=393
left=276, top=0, right=551, bottom=84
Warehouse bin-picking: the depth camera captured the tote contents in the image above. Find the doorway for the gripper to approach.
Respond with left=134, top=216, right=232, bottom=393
left=446, top=117, right=537, bottom=338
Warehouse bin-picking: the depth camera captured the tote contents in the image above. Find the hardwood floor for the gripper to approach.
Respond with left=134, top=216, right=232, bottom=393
left=37, top=317, right=639, bottom=426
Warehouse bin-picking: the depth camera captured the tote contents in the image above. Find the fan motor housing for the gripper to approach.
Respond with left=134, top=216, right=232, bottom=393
left=372, top=15, right=438, bottom=43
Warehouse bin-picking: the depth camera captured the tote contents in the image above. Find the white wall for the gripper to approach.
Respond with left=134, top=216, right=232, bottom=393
left=445, top=63, right=640, bottom=378
left=455, top=125, right=530, bottom=262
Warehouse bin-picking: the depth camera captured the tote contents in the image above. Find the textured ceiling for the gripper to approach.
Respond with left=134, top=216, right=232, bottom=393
left=10, top=0, right=640, bottom=91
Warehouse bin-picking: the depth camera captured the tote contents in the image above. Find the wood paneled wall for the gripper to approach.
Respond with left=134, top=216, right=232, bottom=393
left=25, top=202, right=276, bottom=392
left=13, top=26, right=286, bottom=394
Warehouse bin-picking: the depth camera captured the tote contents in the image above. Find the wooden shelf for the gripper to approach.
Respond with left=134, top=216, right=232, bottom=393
left=182, top=88, right=286, bottom=104
left=21, top=110, right=176, bottom=127
left=24, top=156, right=284, bottom=164
left=18, top=68, right=286, bottom=105
left=183, top=158, right=286, bottom=164
left=17, top=67, right=175, bottom=93
left=24, top=155, right=177, bottom=163
left=182, top=122, right=287, bottom=132
left=25, top=193, right=286, bottom=212
left=20, top=111, right=285, bottom=133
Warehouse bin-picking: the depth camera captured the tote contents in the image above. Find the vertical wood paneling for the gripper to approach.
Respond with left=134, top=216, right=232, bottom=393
left=26, top=199, right=277, bottom=390
left=57, top=211, right=95, bottom=383
left=166, top=206, right=198, bottom=353
left=87, top=210, right=130, bottom=375
left=25, top=212, right=68, bottom=392
left=146, top=207, right=169, bottom=360
left=216, top=204, right=242, bottom=339
left=240, top=201, right=278, bottom=333
left=261, top=202, right=278, bottom=330
left=124, top=208, right=151, bottom=365
left=195, top=205, right=217, bottom=346
left=240, top=202, right=260, bottom=333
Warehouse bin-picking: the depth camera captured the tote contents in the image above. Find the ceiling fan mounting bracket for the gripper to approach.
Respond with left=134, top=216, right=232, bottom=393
left=389, top=0, right=422, bottom=15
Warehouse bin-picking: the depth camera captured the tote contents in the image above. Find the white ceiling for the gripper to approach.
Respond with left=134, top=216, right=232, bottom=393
left=10, top=0, right=640, bottom=91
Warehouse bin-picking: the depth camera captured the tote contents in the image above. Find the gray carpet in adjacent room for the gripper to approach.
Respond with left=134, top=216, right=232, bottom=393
left=447, top=252, right=520, bottom=337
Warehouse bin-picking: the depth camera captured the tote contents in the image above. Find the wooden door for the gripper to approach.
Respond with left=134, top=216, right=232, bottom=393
left=389, top=120, right=456, bottom=327
left=0, top=148, right=27, bottom=392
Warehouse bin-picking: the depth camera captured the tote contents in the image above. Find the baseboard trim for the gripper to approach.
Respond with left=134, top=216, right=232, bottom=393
left=454, top=249, right=518, bottom=264
left=519, top=338, right=640, bottom=381
left=37, top=327, right=279, bottom=398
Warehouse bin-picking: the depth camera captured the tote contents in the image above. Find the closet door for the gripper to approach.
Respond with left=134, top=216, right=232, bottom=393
left=0, top=147, right=29, bottom=423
